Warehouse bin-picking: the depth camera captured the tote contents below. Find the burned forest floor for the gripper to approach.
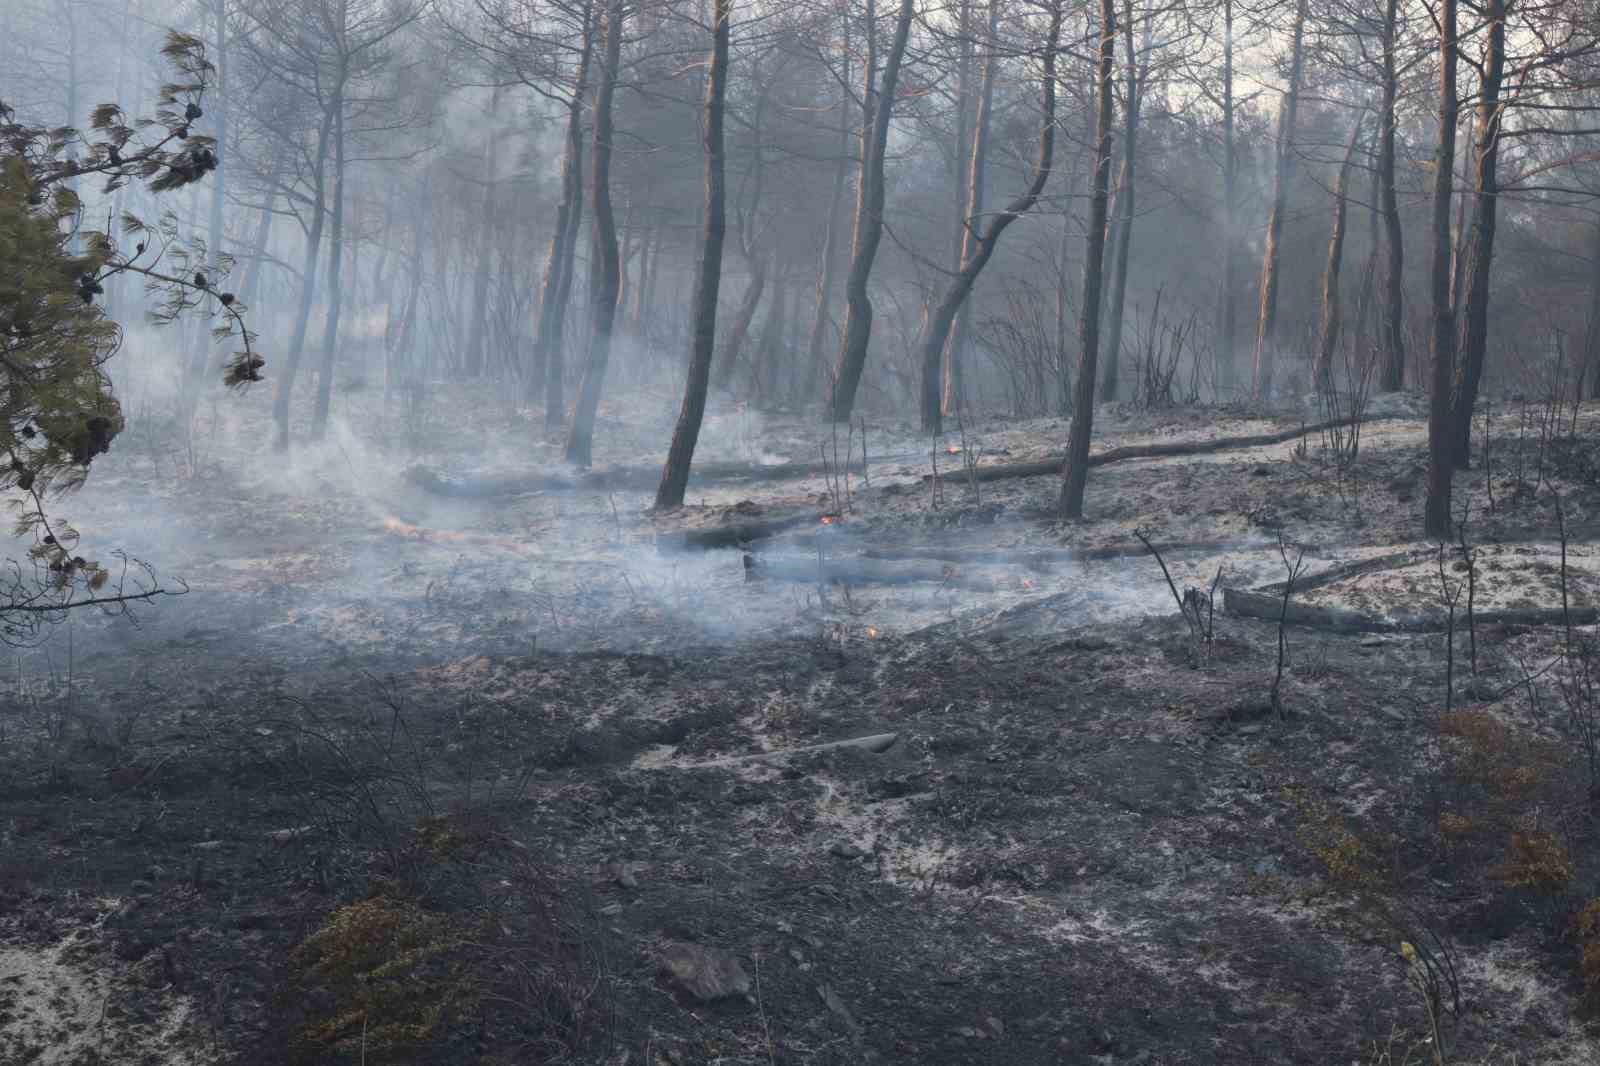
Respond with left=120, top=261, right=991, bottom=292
left=4, top=380, right=1600, bottom=1065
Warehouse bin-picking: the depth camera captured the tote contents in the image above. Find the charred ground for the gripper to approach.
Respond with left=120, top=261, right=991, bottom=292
left=2, top=387, right=1599, bottom=1065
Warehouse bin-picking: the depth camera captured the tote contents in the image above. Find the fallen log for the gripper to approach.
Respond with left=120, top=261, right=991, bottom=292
left=407, top=452, right=917, bottom=499
left=1222, top=585, right=1600, bottom=633
left=743, top=553, right=1000, bottom=591
left=919, top=415, right=1378, bottom=485
left=861, top=539, right=1261, bottom=568
left=673, top=732, right=900, bottom=769
left=1255, top=547, right=1437, bottom=597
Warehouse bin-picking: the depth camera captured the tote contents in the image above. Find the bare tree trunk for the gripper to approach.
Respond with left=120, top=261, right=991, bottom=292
left=1060, top=0, right=1117, bottom=518
left=1448, top=0, right=1506, bottom=469
left=1376, top=0, right=1406, bottom=392
left=829, top=0, right=917, bottom=422
left=463, top=88, right=502, bottom=379
left=1314, top=111, right=1366, bottom=390
left=272, top=105, right=335, bottom=451
left=716, top=257, right=766, bottom=390
left=237, top=186, right=277, bottom=312
left=804, top=27, right=852, bottom=406
left=943, top=0, right=997, bottom=417
left=564, top=0, right=625, bottom=467
left=1101, top=0, right=1147, bottom=403
left=311, top=78, right=348, bottom=441
left=1218, top=0, right=1238, bottom=393
left=917, top=0, right=1062, bottom=437
left=655, top=0, right=731, bottom=510
left=387, top=172, right=430, bottom=408
left=1423, top=0, right=1460, bottom=540
left=1587, top=220, right=1600, bottom=400
left=531, top=0, right=595, bottom=425
left=1251, top=0, right=1308, bottom=402
left=755, top=260, right=789, bottom=404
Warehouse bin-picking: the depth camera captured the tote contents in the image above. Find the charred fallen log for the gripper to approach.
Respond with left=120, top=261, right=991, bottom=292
left=919, top=416, right=1376, bottom=485
left=1222, top=585, right=1600, bottom=633
left=406, top=453, right=909, bottom=499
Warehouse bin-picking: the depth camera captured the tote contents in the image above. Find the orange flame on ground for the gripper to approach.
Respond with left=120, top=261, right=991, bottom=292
left=865, top=626, right=879, bottom=638
left=820, top=516, right=834, bottom=524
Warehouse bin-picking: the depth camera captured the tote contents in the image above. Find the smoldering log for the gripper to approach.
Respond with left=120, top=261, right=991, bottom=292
left=919, top=416, right=1380, bottom=485
left=1222, top=586, right=1600, bottom=633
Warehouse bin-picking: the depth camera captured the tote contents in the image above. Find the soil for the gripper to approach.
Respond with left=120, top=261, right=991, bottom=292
left=2, top=381, right=1598, bottom=1065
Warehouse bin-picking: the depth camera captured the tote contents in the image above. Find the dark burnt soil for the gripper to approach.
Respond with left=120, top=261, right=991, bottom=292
left=3, top=393, right=1600, bottom=1065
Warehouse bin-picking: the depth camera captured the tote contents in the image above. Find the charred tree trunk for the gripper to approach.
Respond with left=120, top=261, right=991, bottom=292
left=1423, top=0, right=1460, bottom=540
left=311, top=78, right=348, bottom=441
left=655, top=0, right=731, bottom=510
left=829, top=0, right=917, bottom=422
left=564, top=0, right=625, bottom=468
left=272, top=105, right=335, bottom=451
left=1251, top=0, right=1308, bottom=402
left=1101, top=1, right=1149, bottom=404
left=1059, top=0, right=1117, bottom=518
left=531, top=0, right=595, bottom=425
left=1448, top=0, right=1506, bottom=469
left=919, top=1, right=1060, bottom=436
left=1376, top=0, right=1407, bottom=392
left=1314, top=111, right=1366, bottom=390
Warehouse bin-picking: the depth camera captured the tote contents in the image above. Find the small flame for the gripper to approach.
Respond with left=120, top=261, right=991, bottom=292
left=865, top=626, right=879, bottom=638
left=947, top=446, right=961, bottom=455
left=820, top=515, right=834, bottom=525
left=1021, top=578, right=1037, bottom=590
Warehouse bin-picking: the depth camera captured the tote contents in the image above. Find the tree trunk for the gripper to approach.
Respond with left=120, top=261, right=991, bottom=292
left=531, top=0, right=595, bottom=425
left=1314, top=111, right=1366, bottom=390
left=804, top=27, right=853, bottom=407
left=1376, top=0, right=1406, bottom=392
left=1100, top=1, right=1149, bottom=404
left=655, top=0, right=731, bottom=510
left=463, top=89, right=502, bottom=379
left=272, top=105, right=335, bottom=451
left=1423, top=0, right=1460, bottom=540
left=237, top=187, right=277, bottom=312
left=717, top=258, right=766, bottom=390
left=1448, top=0, right=1506, bottom=469
left=755, top=261, right=788, bottom=404
left=919, top=1, right=1060, bottom=436
left=1059, top=0, right=1117, bottom=518
left=942, top=0, right=998, bottom=418
left=829, top=0, right=916, bottom=422
left=564, top=0, right=625, bottom=467
left=311, top=79, right=347, bottom=441
left=1251, top=0, right=1308, bottom=402
left=1587, top=220, right=1600, bottom=400
left=1218, top=0, right=1238, bottom=393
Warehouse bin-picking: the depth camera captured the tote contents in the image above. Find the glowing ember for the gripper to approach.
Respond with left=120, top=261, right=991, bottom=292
left=820, top=516, right=834, bottom=524
left=947, top=446, right=961, bottom=455
left=1021, top=579, right=1037, bottom=590
left=865, top=626, right=879, bottom=638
